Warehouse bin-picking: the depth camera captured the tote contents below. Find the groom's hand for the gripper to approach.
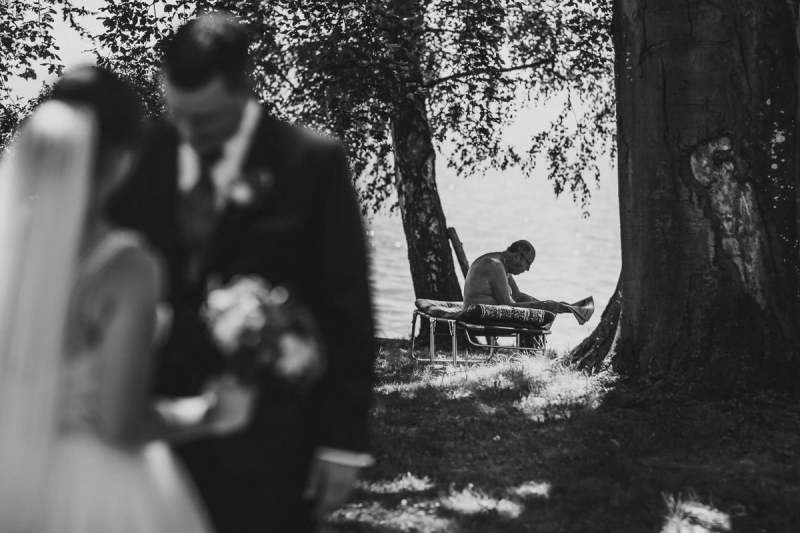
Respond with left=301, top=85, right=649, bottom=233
left=203, top=376, right=255, bottom=435
left=303, top=457, right=360, bottom=519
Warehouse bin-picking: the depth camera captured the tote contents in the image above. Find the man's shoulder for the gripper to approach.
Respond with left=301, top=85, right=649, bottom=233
left=139, top=115, right=172, bottom=136
left=295, top=123, right=341, bottom=151
left=472, top=253, right=503, bottom=269
left=140, top=117, right=179, bottom=151
left=467, top=254, right=506, bottom=279
left=258, top=113, right=343, bottom=159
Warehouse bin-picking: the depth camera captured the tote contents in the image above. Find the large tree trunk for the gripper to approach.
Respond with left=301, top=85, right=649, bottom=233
left=611, top=0, right=800, bottom=387
left=388, top=0, right=462, bottom=304
left=788, top=0, right=800, bottom=309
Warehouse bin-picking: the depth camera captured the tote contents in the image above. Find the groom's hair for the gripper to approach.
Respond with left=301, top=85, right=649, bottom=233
left=163, top=11, right=252, bottom=90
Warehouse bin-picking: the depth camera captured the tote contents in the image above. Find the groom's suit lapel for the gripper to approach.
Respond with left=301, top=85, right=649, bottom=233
left=148, top=124, right=190, bottom=299
left=201, top=109, right=285, bottom=281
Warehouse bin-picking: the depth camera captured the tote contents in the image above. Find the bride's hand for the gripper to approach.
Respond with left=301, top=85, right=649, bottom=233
left=202, top=375, right=255, bottom=435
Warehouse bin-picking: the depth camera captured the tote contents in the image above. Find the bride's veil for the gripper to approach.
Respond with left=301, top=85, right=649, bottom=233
left=0, top=101, right=96, bottom=529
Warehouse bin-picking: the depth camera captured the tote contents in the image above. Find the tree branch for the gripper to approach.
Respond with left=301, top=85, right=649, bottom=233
left=424, top=58, right=555, bottom=88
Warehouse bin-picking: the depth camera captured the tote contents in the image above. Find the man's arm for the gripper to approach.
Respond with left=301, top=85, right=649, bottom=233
left=305, top=141, right=376, bottom=517
left=310, top=141, right=375, bottom=451
left=487, top=263, right=515, bottom=305
left=508, top=275, right=538, bottom=303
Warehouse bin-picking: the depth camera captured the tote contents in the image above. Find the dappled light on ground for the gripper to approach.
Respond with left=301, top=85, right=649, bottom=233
left=442, top=484, right=524, bottom=519
left=661, top=494, right=731, bottom=533
left=328, top=501, right=454, bottom=533
left=374, top=350, right=614, bottom=409
left=330, top=339, right=800, bottom=532
left=514, top=358, right=611, bottom=422
left=332, top=478, right=552, bottom=532
left=509, top=481, right=551, bottom=500
left=374, top=359, right=532, bottom=398
left=359, top=473, right=435, bottom=495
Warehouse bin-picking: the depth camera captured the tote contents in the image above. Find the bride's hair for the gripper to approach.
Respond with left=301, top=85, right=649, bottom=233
left=49, top=65, right=143, bottom=179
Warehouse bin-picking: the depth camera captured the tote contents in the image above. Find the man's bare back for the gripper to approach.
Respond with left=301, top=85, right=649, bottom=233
left=463, top=252, right=512, bottom=307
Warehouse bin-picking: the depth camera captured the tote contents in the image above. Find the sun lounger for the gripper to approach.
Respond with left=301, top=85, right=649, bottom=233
left=409, top=298, right=555, bottom=363
left=407, top=228, right=556, bottom=363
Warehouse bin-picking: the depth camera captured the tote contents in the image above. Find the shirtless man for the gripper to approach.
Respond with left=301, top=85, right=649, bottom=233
left=463, top=240, right=594, bottom=324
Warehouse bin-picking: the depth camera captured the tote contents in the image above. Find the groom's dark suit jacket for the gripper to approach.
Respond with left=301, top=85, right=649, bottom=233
left=109, top=109, right=375, bottom=533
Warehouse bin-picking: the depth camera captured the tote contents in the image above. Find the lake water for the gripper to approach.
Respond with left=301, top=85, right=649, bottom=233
left=365, top=162, right=621, bottom=352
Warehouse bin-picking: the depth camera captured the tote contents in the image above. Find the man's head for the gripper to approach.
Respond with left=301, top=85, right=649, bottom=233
left=162, top=11, right=252, bottom=155
left=504, top=240, right=536, bottom=275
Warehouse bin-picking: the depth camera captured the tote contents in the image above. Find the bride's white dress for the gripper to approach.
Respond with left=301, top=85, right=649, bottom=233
left=42, top=231, right=212, bottom=533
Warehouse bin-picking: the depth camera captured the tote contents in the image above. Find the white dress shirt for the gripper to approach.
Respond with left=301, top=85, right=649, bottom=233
left=178, top=98, right=262, bottom=205
left=176, top=98, right=373, bottom=470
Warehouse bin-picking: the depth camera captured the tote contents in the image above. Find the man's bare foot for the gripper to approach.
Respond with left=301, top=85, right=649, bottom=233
left=570, top=296, right=595, bottom=325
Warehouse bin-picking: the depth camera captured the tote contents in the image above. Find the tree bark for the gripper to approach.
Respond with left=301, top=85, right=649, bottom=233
left=570, top=275, right=622, bottom=372
left=611, top=0, right=800, bottom=387
left=388, top=0, right=462, bottom=304
left=787, top=0, right=800, bottom=309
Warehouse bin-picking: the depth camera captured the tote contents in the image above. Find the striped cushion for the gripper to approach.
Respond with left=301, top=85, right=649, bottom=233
left=415, top=299, right=555, bottom=329
left=414, top=299, right=464, bottom=318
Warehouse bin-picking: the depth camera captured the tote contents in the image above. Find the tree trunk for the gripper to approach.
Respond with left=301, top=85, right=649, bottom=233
left=570, top=275, right=622, bottom=372
left=388, top=0, right=462, bottom=304
left=788, top=0, right=800, bottom=309
left=612, top=0, right=800, bottom=387
left=390, top=95, right=462, bottom=303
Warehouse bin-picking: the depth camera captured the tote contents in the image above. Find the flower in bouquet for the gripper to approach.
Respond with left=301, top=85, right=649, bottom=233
left=204, top=277, right=271, bottom=355
left=203, top=276, right=325, bottom=385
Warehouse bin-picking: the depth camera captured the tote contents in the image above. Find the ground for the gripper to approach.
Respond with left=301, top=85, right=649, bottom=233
left=325, top=339, right=800, bottom=533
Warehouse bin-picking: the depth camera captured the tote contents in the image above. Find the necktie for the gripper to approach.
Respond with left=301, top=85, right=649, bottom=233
left=180, top=148, right=223, bottom=283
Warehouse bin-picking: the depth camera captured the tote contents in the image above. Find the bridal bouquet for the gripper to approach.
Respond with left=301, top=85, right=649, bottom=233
left=203, top=276, right=325, bottom=386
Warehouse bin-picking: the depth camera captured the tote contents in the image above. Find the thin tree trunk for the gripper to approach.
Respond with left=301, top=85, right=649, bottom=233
left=389, top=0, right=462, bottom=305
left=613, top=0, right=800, bottom=387
left=390, top=95, right=462, bottom=303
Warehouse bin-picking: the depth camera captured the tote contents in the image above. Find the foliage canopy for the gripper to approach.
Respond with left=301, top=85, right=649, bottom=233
left=3, top=0, right=614, bottom=212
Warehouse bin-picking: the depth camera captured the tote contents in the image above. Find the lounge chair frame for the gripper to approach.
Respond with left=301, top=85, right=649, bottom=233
left=408, top=309, right=550, bottom=364
left=407, top=227, right=552, bottom=364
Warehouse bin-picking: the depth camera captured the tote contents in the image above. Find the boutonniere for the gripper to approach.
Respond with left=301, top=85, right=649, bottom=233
left=226, top=169, right=275, bottom=208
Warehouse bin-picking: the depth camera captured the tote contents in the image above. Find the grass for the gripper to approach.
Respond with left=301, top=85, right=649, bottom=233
left=324, top=339, right=800, bottom=533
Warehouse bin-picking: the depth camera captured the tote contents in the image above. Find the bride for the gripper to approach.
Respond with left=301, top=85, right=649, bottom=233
left=0, top=67, right=250, bottom=532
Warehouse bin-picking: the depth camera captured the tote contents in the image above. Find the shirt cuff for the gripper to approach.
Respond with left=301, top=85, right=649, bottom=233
left=315, top=447, right=375, bottom=468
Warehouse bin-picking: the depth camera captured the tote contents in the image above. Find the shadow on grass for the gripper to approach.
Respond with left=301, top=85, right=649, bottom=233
left=326, top=339, right=800, bottom=533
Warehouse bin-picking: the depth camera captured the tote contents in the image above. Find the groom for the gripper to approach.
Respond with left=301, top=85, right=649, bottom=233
left=110, top=12, right=375, bottom=533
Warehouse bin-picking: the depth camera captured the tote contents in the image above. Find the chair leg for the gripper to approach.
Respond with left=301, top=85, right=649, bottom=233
left=531, top=334, right=546, bottom=356
left=449, top=321, right=457, bottom=364
left=428, top=317, right=436, bottom=361
left=409, top=311, right=418, bottom=360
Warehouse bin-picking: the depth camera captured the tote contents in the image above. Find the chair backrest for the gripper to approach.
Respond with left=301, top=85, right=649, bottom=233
left=447, top=227, right=470, bottom=278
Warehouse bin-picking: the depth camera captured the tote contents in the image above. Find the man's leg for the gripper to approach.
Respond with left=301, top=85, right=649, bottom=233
left=515, top=296, right=594, bottom=324
left=517, top=299, right=571, bottom=314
